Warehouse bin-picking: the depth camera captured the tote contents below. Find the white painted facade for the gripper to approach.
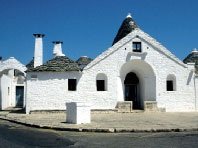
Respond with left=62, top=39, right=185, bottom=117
left=0, top=57, right=26, bottom=110
left=25, top=28, right=198, bottom=113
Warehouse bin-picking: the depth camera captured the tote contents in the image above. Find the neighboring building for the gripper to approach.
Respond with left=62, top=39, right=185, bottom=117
left=0, top=57, right=26, bottom=110
left=1, top=14, right=198, bottom=113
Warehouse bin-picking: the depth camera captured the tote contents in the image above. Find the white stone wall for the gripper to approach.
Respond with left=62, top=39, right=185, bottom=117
left=26, top=72, right=82, bottom=113
left=0, top=57, right=26, bottom=109
left=195, top=77, right=198, bottom=111
left=26, top=28, right=196, bottom=113
left=0, top=74, right=12, bottom=110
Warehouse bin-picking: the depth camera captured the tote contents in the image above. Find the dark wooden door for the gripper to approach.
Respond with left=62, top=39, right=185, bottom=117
left=125, top=84, right=138, bottom=109
left=16, top=86, right=24, bottom=106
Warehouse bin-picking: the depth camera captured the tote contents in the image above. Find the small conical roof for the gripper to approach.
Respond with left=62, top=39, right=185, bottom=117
left=183, top=48, right=198, bottom=72
left=76, top=56, right=93, bottom=70
left=112, top=13, right=139, bottom=45
left=183, top=48, right=198, bottom=64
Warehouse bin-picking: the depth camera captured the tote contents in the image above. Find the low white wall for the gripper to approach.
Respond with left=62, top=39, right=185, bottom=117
left=66, top=102, right=91, bottom=124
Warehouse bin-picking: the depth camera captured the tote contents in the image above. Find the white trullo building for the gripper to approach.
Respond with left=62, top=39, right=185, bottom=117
left=0, top=57, right=26, bottom=110
left=1, top=14, right=198, bottom=113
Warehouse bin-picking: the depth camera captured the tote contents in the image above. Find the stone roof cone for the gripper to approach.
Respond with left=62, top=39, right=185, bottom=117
left=183, top=48, right=198, bottom=64
left=183, top=48, right=198, bottom=73
left=112, top=13, right=139, bottom=45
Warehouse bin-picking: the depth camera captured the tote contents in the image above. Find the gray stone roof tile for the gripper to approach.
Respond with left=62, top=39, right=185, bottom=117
left=76, top=56, right=93, bottom=70
left=112, top=14, right=139, bottom=45
left=26, top=56, right=80, bottom=72
left=26, top=58, right=34, bottom=70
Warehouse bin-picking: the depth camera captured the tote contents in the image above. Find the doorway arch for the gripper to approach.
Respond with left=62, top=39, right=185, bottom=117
left=119, top=59, right=156, bottom=109
left=124, top=72, right=140, bottom=109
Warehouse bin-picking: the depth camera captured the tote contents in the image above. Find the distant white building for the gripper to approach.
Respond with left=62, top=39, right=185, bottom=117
left=1, top=14, right=198, bottom=113
left=0, top=57, right=26, bottom=110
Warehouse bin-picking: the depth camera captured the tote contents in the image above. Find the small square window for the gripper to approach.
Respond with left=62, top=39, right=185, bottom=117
left=167, top=80, right=173, bottom=91
left=133, top=42, right=141, bottom=52
left=68, top=79, right=76, bottom=91
left=97, top=80, right=105, bottom=91
left=8, top=87, right=10, bottom=96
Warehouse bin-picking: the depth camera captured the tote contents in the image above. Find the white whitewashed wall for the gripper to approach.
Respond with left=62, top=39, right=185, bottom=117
left=26, top=29, right=196, bottom=113
left=0, top=74, right=12, bottom=110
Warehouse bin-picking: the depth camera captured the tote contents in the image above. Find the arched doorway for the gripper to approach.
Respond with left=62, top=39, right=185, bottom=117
left=124, top=72, right=140, bottom=109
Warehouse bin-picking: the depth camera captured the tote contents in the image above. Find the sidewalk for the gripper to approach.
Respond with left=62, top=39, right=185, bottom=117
left=0, top=110, right=198, bottom=133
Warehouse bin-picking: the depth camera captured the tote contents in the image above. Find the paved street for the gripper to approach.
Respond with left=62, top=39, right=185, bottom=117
left=1, top=119, right=198, bottom=148
left=1, top=111, right=198, bottom=132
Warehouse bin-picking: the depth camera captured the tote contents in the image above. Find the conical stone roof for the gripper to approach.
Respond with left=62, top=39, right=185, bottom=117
left=112, top=13, right=139, bottom=45
left=26, top=58, right=34, bottom=70
left=76, top=56, right=93, bottom=70
left=183, top=48, right=198, bottom=72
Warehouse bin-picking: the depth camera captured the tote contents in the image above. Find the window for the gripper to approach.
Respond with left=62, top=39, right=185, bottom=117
left=96, top=73, right=107, bottom=91
left=97, top=80, right=105, bottom=91
left=166, top=74, right=176, bottom=91
left=68, top=79, right=76, bottom=91
left=8, top=87, right=10, bottom=96
left=133, top=42, right=141, bottom=52
left=167, top=81, right=173, bottom=91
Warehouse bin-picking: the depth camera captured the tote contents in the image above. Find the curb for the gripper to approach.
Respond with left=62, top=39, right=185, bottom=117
left=1, top=116, right=198, bottom=133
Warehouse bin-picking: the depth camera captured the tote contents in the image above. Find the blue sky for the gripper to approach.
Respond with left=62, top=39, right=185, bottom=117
left=0, top=0, right=198, bottom=65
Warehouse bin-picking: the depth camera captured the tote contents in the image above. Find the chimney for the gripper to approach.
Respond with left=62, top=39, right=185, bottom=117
left=52, top=41, right=65, bottom=57
left=33, top=34, right=45, bottom=68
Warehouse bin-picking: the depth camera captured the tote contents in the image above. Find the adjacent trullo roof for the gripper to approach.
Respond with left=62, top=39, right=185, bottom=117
left=183, top=48, right=198, bottom=72
left=26, top=58, right=34, bottom=70
left=76, top=56, right=93, bottom=70
left=112, top=13, right=139, bottom=45
left=26, top=56, right=80, bottom=72
left=26, top=55, right=93, bottom=72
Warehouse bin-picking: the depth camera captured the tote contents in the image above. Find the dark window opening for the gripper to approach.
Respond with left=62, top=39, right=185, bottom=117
left=133, top=42, right=141, bottom=52
left=97, top=80, right=105, bottom=91
left=167, top=80, right=173, bottom=91
left=68, top=79, right=76, bottom=91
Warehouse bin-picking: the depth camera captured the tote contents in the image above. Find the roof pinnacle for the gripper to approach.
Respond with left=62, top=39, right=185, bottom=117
left=126, top=13, right=132, bottom=18
left=192, top=48, right=198, bottom=53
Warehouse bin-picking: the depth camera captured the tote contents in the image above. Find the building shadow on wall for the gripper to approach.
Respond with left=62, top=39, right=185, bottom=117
left=186, top=71, right=194, bottom=85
